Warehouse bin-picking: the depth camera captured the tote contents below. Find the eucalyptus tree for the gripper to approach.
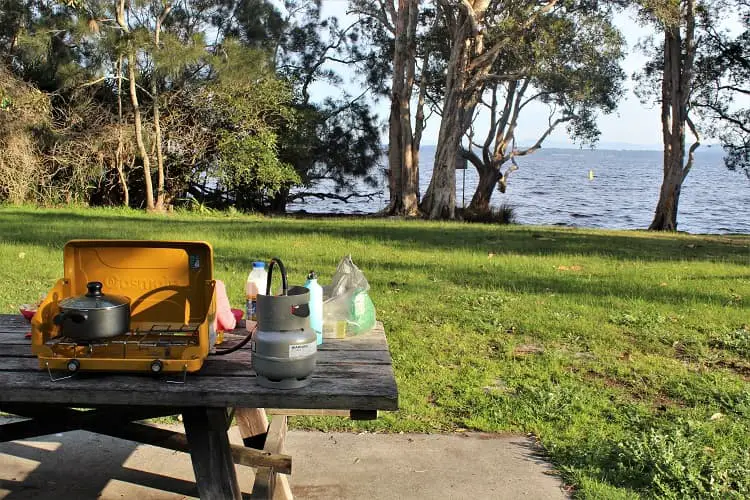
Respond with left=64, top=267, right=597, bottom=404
left=349, top=0, right=437, bottom=216
left=416, top=0, right=625, bottom=219
left=638, top=0, right=702, bottom=230
left=150, top=0, right=173, bottom=210
left=633, top=0, right=750, bottom=229
left=693, top=0, right=749, bottom=178
left=460, top=6, right=624, bottom=214
left=380, top=0, right=423, bottom=216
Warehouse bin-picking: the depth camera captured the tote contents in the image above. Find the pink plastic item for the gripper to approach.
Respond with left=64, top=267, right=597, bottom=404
left=19, top=307, right=35, bottom=322
left=213, top=280, right=237, bottom=332
left=231, top=308, right=243, bottom=323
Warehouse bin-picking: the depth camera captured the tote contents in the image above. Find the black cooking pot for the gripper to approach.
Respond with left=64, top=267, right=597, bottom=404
left=54, top=282, right=130, bottom=339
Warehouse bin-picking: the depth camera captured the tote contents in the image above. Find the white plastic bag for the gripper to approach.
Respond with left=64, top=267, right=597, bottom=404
left=323, top=256, right=375, bottom=338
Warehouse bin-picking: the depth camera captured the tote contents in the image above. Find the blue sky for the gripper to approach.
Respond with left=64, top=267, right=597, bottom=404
left=312, top=2, right=704, bottom=149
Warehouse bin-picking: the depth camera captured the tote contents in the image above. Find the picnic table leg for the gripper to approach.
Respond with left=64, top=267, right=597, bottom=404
left=236, top=407, right=269, bottom=449
left=183, top=407, right=242, bottom=500
left=249, top=414, right=293, bottom=500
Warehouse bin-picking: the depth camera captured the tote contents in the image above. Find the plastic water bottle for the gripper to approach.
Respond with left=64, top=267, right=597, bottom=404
left=245, top=261, right=267, bottom=331
left=304, top=271, right=323, bottom=345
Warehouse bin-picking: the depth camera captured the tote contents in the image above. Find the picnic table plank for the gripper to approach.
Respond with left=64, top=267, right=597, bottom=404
left=0, top=367, right=398, bottom=409
left=0, top=344, right=394, bottom=365
left=0, top=355, right=394, bottom=373
left=0, top=315, right=398, bottom=411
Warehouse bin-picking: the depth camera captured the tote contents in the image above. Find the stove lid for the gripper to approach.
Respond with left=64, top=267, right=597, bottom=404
left=62, top=240, right=214, bottom=324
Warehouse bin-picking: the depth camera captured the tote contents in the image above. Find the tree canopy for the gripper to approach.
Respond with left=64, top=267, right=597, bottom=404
left=0, top=0, right=383, bottom=211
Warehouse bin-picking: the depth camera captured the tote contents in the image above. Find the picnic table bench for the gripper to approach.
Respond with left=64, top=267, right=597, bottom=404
left=0, top=314, right=398, bottom=499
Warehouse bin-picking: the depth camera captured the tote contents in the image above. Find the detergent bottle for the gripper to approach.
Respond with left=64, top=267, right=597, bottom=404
left=304, top=271, right=323, bottom=345
left=245, top=261, right=267, bottom=331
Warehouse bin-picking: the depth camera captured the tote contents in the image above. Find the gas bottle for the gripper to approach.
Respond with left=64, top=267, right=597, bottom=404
left=252, top=257, right=317, bottom=389
left=304, top=271, right=323, bottom=345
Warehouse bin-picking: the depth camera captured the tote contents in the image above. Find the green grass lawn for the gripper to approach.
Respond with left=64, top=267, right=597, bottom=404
left=1, top=206, right=749, bottom=498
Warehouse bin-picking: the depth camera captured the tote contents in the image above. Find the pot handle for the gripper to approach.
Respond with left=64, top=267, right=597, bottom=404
left=54, top=311, right=89, bottom=325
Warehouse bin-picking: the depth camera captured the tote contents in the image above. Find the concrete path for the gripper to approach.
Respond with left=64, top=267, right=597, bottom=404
left=0, top=420, right=567, bottom=499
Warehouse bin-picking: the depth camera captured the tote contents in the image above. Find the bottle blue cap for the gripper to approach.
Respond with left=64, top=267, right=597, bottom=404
left=253, top=261, right=265, bottom=268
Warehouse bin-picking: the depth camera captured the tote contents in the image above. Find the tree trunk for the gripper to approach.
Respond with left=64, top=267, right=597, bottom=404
left=650, top=164, right=682, bottom=230
left=385, top=0, right=407, bottom=213
left=422, top=117, right=461, bottom=219
left=650, top=0, right=697, bottom=231
left=420, top=30, right=473, bottom=219
left=115, top=137, right=129, bottom=207
left=115, top=55, right=129, bottom=207
left=268, top=187, right=289, bottom=214
left=128, top=49, right=155, bottom=211
left=468, top=167, right=501, bottom=213
left=411, top=44, right=431, bottom=205
left=387, top=99, right=403, bottom=212
left=398, top=0, right=420, bottom=216
left=117, top=0, right=154, bottom=211
left=153, top=86, right=165, bottom=210
left=153, top=3, right=172, bottom=211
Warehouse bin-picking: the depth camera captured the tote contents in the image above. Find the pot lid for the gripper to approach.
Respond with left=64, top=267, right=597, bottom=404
left=59, top=281, right=130, bottom=310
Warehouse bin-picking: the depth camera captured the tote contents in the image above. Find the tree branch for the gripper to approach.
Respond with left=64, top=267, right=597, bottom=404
left=300, top=21, right=362, bottom=103
left=692, top=104, right=750, bottom=133
left=514, top=116, right=572, bottom=157
left=459, top=147, right=485, bottom=172
left=458, top=0, right=481, bottom=35
left=716, top=85, right=750, bottom=95
left=289, top=191, right=382, bottom=203
left=349, top=3, right=394, bottom=33
left=683, top=115, right=701, bottom=181
left=80, top=75, right=108, bottom=87
left=483, top=85, right=499, bottom=167
left=467, top=0, right=557, bottom=72
left=322, top=88, right=370, bottom=120
left=498, top=79, right=530, bottom=160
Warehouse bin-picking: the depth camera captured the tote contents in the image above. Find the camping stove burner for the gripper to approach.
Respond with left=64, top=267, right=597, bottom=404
left=47, top=323, right=201, bottom=346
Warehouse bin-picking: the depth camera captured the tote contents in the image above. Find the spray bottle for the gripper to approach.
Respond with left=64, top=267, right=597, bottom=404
left=304, top=271, right=323, bottom=345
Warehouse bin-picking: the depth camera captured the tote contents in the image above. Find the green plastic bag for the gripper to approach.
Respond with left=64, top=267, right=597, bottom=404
left=348, top=289, right=376, bottom=335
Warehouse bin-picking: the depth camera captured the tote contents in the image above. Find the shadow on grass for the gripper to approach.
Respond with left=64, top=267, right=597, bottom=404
left=215, top=249, right=747, bottom=308
left=1, top=209, right=748, bottom=266
left=363, top=260, right=743, bottom=307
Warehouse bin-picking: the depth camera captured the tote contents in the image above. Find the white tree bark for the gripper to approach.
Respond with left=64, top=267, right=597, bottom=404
left=650, top=0, right=699, bottom=231
left=152, top=2, right=172, bottom=211
left=117, top=0, right=154, bottom=210
left=386, top=0, right=421, bottom=216
left=421, top=0, right=557, bottom=219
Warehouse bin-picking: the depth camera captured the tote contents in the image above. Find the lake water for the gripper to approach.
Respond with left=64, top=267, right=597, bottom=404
left=287, top=147, right=750, bottom=235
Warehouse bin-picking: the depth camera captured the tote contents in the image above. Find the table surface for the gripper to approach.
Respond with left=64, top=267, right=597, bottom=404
left=0, top=314, right=398, bottom=412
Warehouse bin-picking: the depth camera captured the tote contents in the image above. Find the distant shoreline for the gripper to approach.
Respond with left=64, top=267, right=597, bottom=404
left=414, top=144, right=726, bottom=153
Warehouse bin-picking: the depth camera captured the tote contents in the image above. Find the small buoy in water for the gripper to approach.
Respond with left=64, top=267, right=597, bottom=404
left=588, top=169, right=594, bottom=180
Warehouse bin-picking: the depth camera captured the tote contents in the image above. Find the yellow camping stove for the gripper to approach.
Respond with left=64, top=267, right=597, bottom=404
left=31, top=240, right=216, bottom=374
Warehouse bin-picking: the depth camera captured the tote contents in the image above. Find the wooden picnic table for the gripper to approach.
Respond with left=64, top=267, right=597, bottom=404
left=0, top=314, right=398, bottom=499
